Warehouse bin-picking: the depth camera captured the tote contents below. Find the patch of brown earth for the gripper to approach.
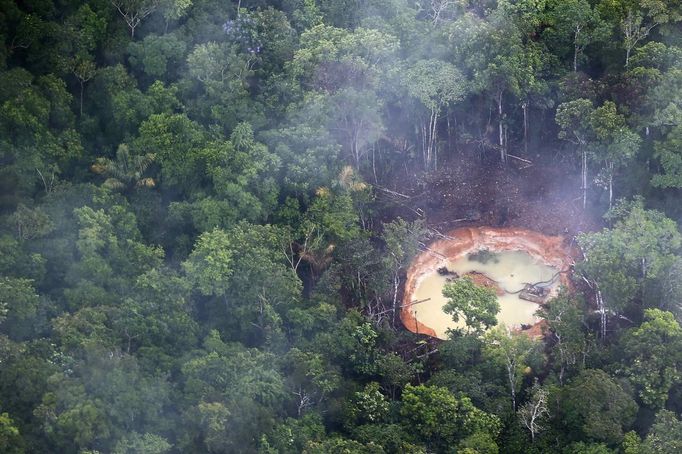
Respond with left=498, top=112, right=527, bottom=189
left=463, top=271, right=505, bottom=296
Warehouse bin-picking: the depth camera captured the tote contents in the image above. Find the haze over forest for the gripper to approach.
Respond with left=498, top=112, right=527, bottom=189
left=3, top=0, right=682, bottom=453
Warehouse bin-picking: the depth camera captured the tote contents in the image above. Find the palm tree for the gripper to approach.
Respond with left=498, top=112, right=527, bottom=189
left=91, top=144, right=156, bottom=191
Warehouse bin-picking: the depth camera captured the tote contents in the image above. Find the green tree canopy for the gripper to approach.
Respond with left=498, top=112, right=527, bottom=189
left=443, top=277, right=500, bottom=335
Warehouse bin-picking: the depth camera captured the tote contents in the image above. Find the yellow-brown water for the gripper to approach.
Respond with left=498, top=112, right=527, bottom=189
left=411, top=250, right=559, bottom=338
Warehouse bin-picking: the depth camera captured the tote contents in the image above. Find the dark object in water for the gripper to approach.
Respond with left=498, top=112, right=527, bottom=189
left=519, top=284, right=549, bottom=303
left=467, top=248, right=499, bottom=264
left=437, top=266, right=459, bottom=278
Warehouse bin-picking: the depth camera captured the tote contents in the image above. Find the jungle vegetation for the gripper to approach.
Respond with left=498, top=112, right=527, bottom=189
left=2, top=1, right=682, bottom=453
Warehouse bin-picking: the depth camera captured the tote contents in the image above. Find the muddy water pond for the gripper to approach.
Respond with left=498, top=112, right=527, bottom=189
left=410, top=250, right=560, bottom=339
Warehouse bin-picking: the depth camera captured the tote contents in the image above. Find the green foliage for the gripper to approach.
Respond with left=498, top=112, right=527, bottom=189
left=563, top=442, right=615, bottom=454
left=179, top=330, right=285, bottom=453
left=619, top=309, right=682, bottom=408
left=536, top=290, right=593, bottom=383
left=0, top=412, right=23, bottom=454
left=127, top=33, right=186, bottom=79
left=182, top=228, right=233, bottom=296
left=622, top=430, right=642, bottom=454
left=205, top=122, right=281, bottom=225
left=543, top=0, right=611, bottom=70
left=0, top=277, right=41, bottom=340
left=112, top=432, right=172, bottom=454
left=642, top=409, right=682, bottom=453
left=443, top=277, right=500, bottom=334
left=290, top=24, right=398, bottom=90
left=399, top=384, right=501, bottom=451
left=402, top=59, right=467, bottom=112
left=7, top=204, right=54, bottom=241
left=348, top=382, right=390, bottom=425
left=556, top=99, right=596, bottom=147
left=577, top=198, right=681, bottom=314
left=653, top=125, right=682, bottom=188
left=483, top=325, right=540, bottom=411
left=5, top=1, right=682, bottom=452
left=558, top=369, right=637, bottom=445
left=93, top=144, right=156, bottom=191
left=259, top=413, right=325, bottom=453
left=134, top=113, right=207, bottom=193
left=36, top=348, right=171, bottom=452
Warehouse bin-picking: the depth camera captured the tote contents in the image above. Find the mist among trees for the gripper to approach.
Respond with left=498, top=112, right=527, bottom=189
left=2, top=0, right=682, bottom=453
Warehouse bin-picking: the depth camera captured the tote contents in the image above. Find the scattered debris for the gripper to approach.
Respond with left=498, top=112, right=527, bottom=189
left=437, top=266, right=458, bottom=277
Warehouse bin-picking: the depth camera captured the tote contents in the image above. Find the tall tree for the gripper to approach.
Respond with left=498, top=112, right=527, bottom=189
left=556, top=98, right=596, bottom=208
left=110, top=0, right=161, bottom=38
left=399, top=384, right=501, bottom=452
left=402, top=59, right=466, bottom=169
left=642, top=410, right=682, bottom=453
left=328, top=87, right=384, bottom=168
left=577, top=199, right=681, bottom=320
left=442, top=277, right=500, bottom=335
left=537, top=291, right=593, bottom=384
left=483, top=325, right=539, bottom=411
left=589, top=101, right=641, bottom=207
left=599, top=0, right=682, bottom=67
left=517, top=379, right=549, bottom=443
left=544, top=0, right=610, bottom=72
left=0, top=412, right=23, bottom=454
left=381, top=218, right=426, bottom=327
left=620, top=309, right=682, bottom=409
left=558, top=369, right=637, bottom=445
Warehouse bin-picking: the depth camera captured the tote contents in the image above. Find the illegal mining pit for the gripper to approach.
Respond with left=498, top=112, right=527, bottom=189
left=402, top=227, right=574, bottom=339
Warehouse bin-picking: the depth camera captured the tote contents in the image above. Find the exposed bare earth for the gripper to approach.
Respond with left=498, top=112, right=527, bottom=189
left=401, top=227, right=575, bottom=339
left=380, top=152, right=601, bottom=237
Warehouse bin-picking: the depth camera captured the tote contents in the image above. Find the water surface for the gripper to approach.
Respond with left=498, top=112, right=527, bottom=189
left=411, top=250, right=559, bottom=338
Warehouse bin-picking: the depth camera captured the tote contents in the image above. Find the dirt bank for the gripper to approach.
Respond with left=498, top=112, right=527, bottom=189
left=401, top=226, right=575, bottom=338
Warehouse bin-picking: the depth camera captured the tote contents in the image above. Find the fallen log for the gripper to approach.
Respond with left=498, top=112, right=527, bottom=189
left=507, top=153, right=533, bottom=164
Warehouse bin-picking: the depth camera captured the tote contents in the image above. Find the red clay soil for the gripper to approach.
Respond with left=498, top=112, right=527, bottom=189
left=463, top=271, right=506, bottom=296
left=401, top=226, right=576, bottom=338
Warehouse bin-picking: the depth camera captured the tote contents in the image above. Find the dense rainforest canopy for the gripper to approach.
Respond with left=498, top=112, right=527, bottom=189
left=2, top=0, right=682, bottom=453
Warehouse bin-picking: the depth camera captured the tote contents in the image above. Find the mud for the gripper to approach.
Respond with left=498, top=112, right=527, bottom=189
left=464, top=271, right=505, bottom=296
left=402, top=227, right=575, bottom=339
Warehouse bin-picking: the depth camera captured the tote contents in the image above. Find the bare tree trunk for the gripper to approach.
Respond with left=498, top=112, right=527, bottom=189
left=559, top=363, right=565, bottom=386
left=608, top=161, right=614, bottom=208
left=421, top=122, right=428, bottom=168
left=573, top=26, right=581, bottom=72
left=430, top=109, right=438, bottom=171
left=522, top=101, right=528, bottom=154
left=597, top=290, right=606, bottom=339
left=507, top=362, right=517, bottom=411
left=498, top=90, right=505, bottom=163
left=392, top=272, right=400, bottom=328
left=447, top=109, right=452, bottom=151
left=582, top=149, right=587, bottom=209
left=372, top=146, right=378, bottom=184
